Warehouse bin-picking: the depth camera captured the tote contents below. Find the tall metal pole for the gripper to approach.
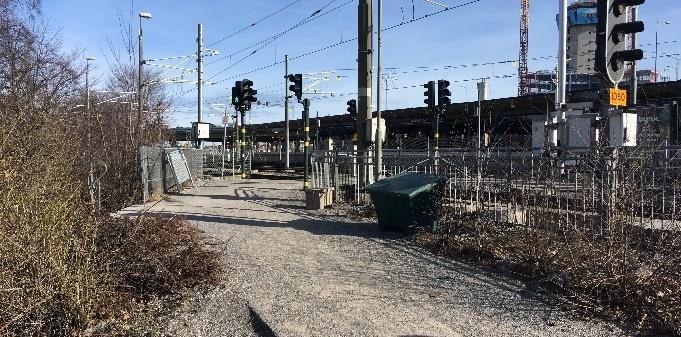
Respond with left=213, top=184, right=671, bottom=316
left=221, top=107, right=228, bottom=178
left=197, top=23, right=204, bottom=149
left=655, top=21, right=659, bottom=82
left=303, top=99, right=311, bottom=190
left=240, top=108, right=246, bottom=179
left=138, top=16, right=144, bottom=141
left=284, top=54, right=290, bottom=168
left=557, top=0, right=567, bottom=110
left=358, top=0, right=373, bottom=186
left=630, top=6, right=638, bottom=105
left=475, top=79, right=487, bottom=211
left=375, top=0, right=383, bottom=181
left=476, top=79, right=488, bottom=151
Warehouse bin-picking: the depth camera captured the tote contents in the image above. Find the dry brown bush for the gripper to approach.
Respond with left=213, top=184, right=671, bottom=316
left=1, top=3, right=222, bottom=336
left=415, top=210, right=681, bottom=335
left=97, top=216, right=222, bottom=300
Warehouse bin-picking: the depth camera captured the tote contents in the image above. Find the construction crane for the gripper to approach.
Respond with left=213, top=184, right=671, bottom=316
left=518, top=0, right=530, bottom=96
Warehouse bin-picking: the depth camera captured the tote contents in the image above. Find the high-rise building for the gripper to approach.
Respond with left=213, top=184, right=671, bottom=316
left=566, top=0, right=598, bottom=74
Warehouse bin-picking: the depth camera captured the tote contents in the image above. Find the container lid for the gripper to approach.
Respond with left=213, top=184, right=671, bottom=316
left=365, top=173, right=446, bottom=197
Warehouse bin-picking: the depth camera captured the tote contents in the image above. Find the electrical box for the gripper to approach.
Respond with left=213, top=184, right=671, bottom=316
left=567, top=115, right=595, bottom=148
left=196, top=122, right=211, bottom=139
left=366, top=117, right=386, bottom=143
left=530, top=117, right=545, bottom=150
left=609, top=112, right=637, bottom=147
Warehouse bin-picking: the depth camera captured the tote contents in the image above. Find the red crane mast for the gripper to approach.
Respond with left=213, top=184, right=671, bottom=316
left=518, top=0, right=530, bottom=96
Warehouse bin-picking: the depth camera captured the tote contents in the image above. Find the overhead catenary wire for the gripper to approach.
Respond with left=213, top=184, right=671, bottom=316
left=206, top=0, right=305, bottom=48
left=255, top=56, right=551, bottom=96
left=202, top=0, right=350, bottom=91
left=207, top=0, right=485, bottom=87
left=206, top=0, right=350, bottom=68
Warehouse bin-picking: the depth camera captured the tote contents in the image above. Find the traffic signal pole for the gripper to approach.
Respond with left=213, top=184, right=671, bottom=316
left=240, top=107, right=246, bottom=179
left=433, top=108, right=440, bottom=172
left=434, top=80, right=451, bottom=173
left=284, top=54, right=290, bottom=169
left=197, top=23, right=204, bottom=149
left=303, top=99, right=311, bottom=190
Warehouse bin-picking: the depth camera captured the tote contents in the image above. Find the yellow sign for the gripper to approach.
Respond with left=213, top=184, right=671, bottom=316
left=609, top=88, right=627, bottom=106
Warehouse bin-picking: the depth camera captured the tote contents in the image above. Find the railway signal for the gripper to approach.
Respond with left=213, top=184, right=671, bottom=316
left=346, top=99, right=357, bottom=118
left=288, top=73, right=303, bottom=101
left=242, top=79, right=257, bottom=110
left=437, top=80, right=451, bottom=107
left=596, top=0, right=645, bottom=86
left=231, top=81, right=242, bottom=108
left=423, top=81, right=435, bottom=112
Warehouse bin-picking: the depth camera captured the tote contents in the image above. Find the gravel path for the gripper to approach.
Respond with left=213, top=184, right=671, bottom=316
left=122, top=177, right=625, bottom=337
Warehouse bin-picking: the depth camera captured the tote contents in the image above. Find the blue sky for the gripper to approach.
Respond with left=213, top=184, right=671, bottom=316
left=42, top=0, right=681, bottom=126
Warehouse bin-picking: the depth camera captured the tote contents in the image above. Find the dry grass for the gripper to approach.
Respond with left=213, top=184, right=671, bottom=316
left=98, top=216, right=222, bottom=300
left=414, top=212, right=681, bottom=336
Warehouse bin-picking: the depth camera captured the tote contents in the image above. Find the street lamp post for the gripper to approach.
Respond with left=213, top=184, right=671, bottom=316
left=138, top=12, right=152, bottom=139
left=655, top=20, right=671, bottom=82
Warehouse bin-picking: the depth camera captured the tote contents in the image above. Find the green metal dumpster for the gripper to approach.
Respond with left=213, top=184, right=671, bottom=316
left=365, top=173, right=447, bottom=232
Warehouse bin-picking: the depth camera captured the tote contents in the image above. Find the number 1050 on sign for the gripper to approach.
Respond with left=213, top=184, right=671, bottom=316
left=609, top=89, right=627, bottom=106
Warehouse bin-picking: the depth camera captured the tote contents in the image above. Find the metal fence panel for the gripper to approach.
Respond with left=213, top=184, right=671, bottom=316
left=311, top=146, right=681, bottom=233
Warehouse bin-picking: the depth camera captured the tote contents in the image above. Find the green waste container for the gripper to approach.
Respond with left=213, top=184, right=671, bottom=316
left=365, top=173, right=447, bottom=232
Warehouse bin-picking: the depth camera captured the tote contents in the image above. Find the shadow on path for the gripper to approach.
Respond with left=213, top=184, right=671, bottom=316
left=248, top=306, right=277, bottom=337
left=135, top=210, right=398, bottom=240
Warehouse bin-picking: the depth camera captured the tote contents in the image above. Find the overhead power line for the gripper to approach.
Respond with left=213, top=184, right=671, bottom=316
left=209, top=0, right=485, bottom=86
left=206, top=0, right=350, bottom=68
left=204, top=0, right=351, bottom=85
left=206, top=0, right=305, bottom=48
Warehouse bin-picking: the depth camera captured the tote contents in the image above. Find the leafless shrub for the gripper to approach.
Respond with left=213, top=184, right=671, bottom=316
left=415, top=147, right=681, bottom=335
left=1, top=5, right=221, bottom=337
left=97, top=216, right=222, bottom=300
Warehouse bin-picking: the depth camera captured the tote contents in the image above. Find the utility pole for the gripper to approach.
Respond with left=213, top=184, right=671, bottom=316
left=138, top=12, right=152, bottom=141
left=197, top=23, right=204, bottom=149
left=358, top=0, right=373, bottom=186
left=375, top=0, right=383, bottom=181
left=284, top=54, right=290, bottom=168
left=138, top=17, right=145, bottom=141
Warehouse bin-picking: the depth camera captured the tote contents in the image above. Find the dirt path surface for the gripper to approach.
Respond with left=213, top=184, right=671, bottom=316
left=122, top=178, right=624, bottom=337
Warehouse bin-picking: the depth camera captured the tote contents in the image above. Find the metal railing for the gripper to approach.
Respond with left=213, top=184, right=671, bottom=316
left=311, top=146, right=681, bottom=233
